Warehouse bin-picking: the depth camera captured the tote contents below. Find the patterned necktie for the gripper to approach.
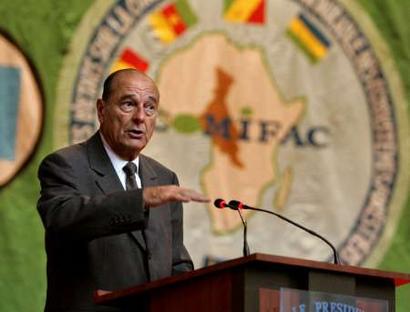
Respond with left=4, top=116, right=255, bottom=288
left=123, top=161, right=138, bottom=190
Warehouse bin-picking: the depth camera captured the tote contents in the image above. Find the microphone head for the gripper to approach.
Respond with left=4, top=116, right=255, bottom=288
left=228, top=200, right=244, bottom=209
left=214, top=198, right=227, bottom=209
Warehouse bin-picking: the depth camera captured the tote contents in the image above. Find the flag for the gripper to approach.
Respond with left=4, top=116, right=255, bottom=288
left=110, top=48, right=149, bottom=73
left=149, top=0, right=198, bottom=44
left=287, top=13, right=331, bottom=63
left=223, top=0, right=265, bottom=24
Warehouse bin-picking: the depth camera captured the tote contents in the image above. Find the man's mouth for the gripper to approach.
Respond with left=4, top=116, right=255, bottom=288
left=126, top=129, right=145, bottom=138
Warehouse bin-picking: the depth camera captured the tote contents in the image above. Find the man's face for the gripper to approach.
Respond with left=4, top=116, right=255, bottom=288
left=97, top=71, right=159, bottom=160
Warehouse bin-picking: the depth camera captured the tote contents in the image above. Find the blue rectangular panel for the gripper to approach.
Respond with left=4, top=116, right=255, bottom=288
left=0, top=66, right=21, bottom=160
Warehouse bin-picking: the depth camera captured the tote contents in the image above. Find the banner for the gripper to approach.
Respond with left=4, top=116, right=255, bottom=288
left=56, top=0, right=408, bottom=268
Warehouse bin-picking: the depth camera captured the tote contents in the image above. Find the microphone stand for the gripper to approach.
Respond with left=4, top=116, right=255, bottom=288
left=236, top=207, right=250, bottom=257
left=230, top=201, right=340, bottom=265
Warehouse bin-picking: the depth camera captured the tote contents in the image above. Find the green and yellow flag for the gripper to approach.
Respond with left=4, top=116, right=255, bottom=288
left=287, top=13, right=331, bottom=63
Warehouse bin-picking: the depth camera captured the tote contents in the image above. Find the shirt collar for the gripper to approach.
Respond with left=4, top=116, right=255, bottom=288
left=99, top=132, right=140, bottom=175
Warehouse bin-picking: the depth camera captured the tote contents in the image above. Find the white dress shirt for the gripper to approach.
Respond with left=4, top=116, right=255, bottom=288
left=100, top=133, right=142, bottom=190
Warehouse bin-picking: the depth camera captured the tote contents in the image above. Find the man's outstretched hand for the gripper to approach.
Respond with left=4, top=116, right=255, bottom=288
left=143, top=185, right=210, bottom=208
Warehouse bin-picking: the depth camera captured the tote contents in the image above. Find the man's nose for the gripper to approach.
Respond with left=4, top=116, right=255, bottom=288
left=132, top=105, right=146, bottom=121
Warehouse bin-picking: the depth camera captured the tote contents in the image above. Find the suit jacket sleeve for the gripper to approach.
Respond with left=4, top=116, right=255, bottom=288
left=37, top=151, right=148, bottom=241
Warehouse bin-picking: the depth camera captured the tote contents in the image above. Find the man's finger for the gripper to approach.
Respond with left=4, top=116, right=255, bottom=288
left=177, top=188, right=208, bottom=202
left=143, top=185, right=209, bottom=208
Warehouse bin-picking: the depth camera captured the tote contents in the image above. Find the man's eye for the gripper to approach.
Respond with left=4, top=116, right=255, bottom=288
left=144, top=104, right=157, bottom=116
left=120, top=102, right=135, bottom=111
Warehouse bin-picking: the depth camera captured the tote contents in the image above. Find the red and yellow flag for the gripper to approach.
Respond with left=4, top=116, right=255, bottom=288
left=110, top=48, right=149, bottom=73
left=149, top=0, right=198, bottom=44
left=224, top=0, right=265, bottom=24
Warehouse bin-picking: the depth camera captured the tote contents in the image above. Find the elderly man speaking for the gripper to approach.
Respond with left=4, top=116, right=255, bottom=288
left=37, top=69, right=209, bottom=311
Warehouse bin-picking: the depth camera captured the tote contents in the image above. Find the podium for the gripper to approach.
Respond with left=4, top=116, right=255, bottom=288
left=94, top=253, right=410, bottom=311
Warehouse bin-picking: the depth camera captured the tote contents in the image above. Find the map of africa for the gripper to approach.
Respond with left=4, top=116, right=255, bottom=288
left=154, top=34, right=304, bottom=233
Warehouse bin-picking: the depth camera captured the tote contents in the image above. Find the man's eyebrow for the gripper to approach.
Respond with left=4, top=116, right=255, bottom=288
left=118, top=94, right=158, bottom=103
left=119, top=94, right=135, bottom=101
left=148, top=95, right=159, bottom=103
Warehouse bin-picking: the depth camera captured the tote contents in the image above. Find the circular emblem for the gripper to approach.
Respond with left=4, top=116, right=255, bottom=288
left=0, top=31, right=43, bottom=188
left=57, top=0, right=408, bottom=267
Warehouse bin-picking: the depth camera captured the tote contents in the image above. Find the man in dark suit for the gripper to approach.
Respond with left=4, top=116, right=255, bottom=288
left=37, top=69, right=209, bottom=311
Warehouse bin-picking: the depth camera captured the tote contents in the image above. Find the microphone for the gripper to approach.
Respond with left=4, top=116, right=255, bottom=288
left=228, top=200, right=340, bottom=265
left=214, top=199, right=250, bottom=257
left=214, top=198, right=230, bottom=209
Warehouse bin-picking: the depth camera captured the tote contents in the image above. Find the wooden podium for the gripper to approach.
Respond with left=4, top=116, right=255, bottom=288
left=94, top=253, right=410, bottom=311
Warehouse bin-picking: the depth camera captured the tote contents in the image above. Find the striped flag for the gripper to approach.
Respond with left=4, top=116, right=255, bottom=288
left=149, top=0, right=198, bottom=44
left=110, top=48, right=149, bottom=73
left=287, top=13, right=331, bottom=63
left=223, top=0, right=265, bottom=25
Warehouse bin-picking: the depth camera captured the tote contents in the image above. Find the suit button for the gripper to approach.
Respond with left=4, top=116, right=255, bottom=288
left=147, top=251, right=152, bottom=260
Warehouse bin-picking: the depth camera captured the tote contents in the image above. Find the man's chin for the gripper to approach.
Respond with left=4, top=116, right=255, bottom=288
left=123, top=141, right=146, bottom=154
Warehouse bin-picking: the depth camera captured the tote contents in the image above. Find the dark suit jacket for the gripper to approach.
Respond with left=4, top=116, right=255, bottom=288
left=37, top=132, right=193, bottom=311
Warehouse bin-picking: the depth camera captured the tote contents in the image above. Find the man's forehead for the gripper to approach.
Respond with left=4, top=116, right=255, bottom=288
left=112, top=71, right=159, bottom=98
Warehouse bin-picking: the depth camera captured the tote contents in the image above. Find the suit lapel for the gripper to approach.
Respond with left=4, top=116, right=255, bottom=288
left=86, top=132, right=148, bottom=250
left=139, top=155, right=158, bottom=188
left=87, top=132, right=123, bottom=195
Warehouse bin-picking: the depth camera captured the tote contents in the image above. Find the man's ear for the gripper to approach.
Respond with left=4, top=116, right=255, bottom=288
left=96, top=99, right=104, bottom=124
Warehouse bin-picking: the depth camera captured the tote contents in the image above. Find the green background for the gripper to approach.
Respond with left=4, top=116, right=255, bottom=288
left=0, top=0, right=408, bottom=310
